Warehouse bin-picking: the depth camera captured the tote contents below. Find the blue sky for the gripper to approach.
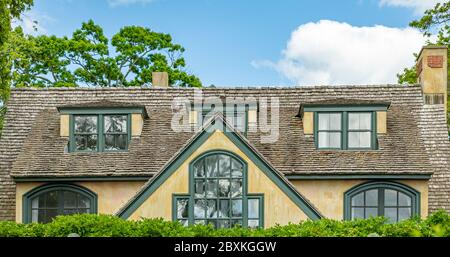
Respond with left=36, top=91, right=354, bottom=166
left=20, top=0, right=445, bottom=86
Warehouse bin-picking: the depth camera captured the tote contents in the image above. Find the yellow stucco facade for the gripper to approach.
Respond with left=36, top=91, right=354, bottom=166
left=15, top=181, right=144, bottom=223
left=131, top=113, right=144, bottom=136
left=128, top=130, right=309, bottom=227
left=59, top=114, right=70, bottom=137
left=376, top=111, right=387, bottom=134
left=16, top=131, right=430, bottom=226
left=302, top=112, right=314, bottom=135
left=291, top=179, right=428, bottom=220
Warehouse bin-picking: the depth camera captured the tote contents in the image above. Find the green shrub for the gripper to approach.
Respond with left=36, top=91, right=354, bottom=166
left=0, top=210, right=449, bottom=237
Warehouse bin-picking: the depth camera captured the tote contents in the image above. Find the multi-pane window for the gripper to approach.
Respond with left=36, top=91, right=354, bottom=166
left=193, top=154, right=244, bottom=228
left=383, top=189, right=413, bottom=223
left=174, top=152, right=263, bottom=229
left=346, top=182, right=418, bottom=223
left=315, top=111, right=375, bottom=150
left=350, top=189, right=378, bottom=220
left=175, top=197, right=189, bottom=227
left=74, top=115, right=98, bottom=151
left=247, top=196, right=263, bottom=228
left=26, top=186, right=96, bottom=223
left=348, top=112, right=372, bottom=148
left=199, top=106, right=248, bottom=133
left=317, top=113, right=342, bottom=149
left=71, top=114, right=130, bottom=152
left=104, top=115, right=128, bottom=151
left=225, top=111, right=246, bottom=133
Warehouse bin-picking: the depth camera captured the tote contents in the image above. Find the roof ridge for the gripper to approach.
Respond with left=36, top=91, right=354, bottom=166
left=10, top=84, right=421, bottom=91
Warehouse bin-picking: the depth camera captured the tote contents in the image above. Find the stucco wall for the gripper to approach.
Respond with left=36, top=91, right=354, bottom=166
left=418, top=48, right=448, bottom=95
left=16, top=181, right=144, bottom=223
left=291, top=179, right=428, bottom=220
left=128, top=130, right=309, bottom=227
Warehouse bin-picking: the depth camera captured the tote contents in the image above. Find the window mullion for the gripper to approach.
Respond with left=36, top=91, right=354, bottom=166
left=314, top=112, right=318, bottom=149
left=69, top=115, right=74, bottom=152
left=378, top=189, right=384, bottom=217
left=98, top=114, right=104, bottom=152
left=127, top=113, right=131, bottom=142
left=58, top=190, right=64, bottom=216
left=342, top=112, right=348, bottom=150
left=243, top=165, right=248, bottom=228
left=189, top=172, right=195, bottom=225
left=372, top=111, right=377, bottom=150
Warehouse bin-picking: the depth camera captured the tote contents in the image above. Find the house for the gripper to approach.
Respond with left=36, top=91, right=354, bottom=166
left=0, top=46, right=448, bottom=228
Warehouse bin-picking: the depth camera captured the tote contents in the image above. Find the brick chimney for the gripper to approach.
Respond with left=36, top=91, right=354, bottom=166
left=152, top=72, right=169, bottom=87
left=416, top=46, right=448, bottom=113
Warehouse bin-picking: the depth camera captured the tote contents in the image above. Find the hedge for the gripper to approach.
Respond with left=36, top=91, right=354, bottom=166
left=0, top=210, right=449, bottom=237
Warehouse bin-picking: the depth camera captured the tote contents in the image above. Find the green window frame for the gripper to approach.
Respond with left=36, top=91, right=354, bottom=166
left=314, top=111, right=377, bottom=150
left=344, top=181, right=420, bottom=223
left=22, top=184, right=98, bottom=223
left=196, top=104, right=251, bottom=135
left=172, top=150, right=264, bottom=229
left=73, top=115, right=99, bottom=152
left=69, top=113, right=131, bottom=152
left=316, top=112, right=343, bottom=149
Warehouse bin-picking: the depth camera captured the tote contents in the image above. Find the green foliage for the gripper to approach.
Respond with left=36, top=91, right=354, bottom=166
left=409, top=1, right=450, bottom=37
left=3, top=19, right=202, bottom=89
left=396, top=67, right=417, bottom=84
left=0, top=0, right=34, bottom=113
left=0, top=0, right=34, bottom=46
left=1, top=210, right=450, bottom=237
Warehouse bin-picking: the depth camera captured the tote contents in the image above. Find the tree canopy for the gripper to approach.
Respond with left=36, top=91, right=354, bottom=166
left=0, top=0, right=34, bottom=136
left=5, top=20, right=202, bottom=88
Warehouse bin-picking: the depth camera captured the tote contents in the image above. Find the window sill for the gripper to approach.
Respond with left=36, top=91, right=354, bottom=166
left=316, top=149, right=380, bottom=152
left=68, top=150, right=130, bottom=154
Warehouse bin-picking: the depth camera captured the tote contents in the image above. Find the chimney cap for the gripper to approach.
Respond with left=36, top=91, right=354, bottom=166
left=417, top=45, right=448, bottom=60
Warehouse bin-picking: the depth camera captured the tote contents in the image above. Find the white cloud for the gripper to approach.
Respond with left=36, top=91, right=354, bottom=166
left=108, top=0, right=155, bottom=7
left=379, top=0, right=446, bottom=14
left=252, top=20, right=429, bottom=85
left=12, top=11, right=55, bottom=35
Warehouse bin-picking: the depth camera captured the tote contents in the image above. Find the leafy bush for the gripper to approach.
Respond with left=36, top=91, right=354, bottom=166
left=1, top=210, right=449, bottom=237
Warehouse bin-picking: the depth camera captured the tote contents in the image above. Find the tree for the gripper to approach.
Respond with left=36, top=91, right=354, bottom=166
left=0, top=0, right=34, bottom=137
left=7, top=20, right=202, bottom=88
left=397, top=1, right=450, bottom=130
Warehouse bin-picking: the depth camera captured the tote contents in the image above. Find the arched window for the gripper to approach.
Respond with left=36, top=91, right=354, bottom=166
left=344, top=181, right=420, bottom=223
left=173, top=151, right=263, bottom=228
left=23, top=184, right=97, bottom=223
